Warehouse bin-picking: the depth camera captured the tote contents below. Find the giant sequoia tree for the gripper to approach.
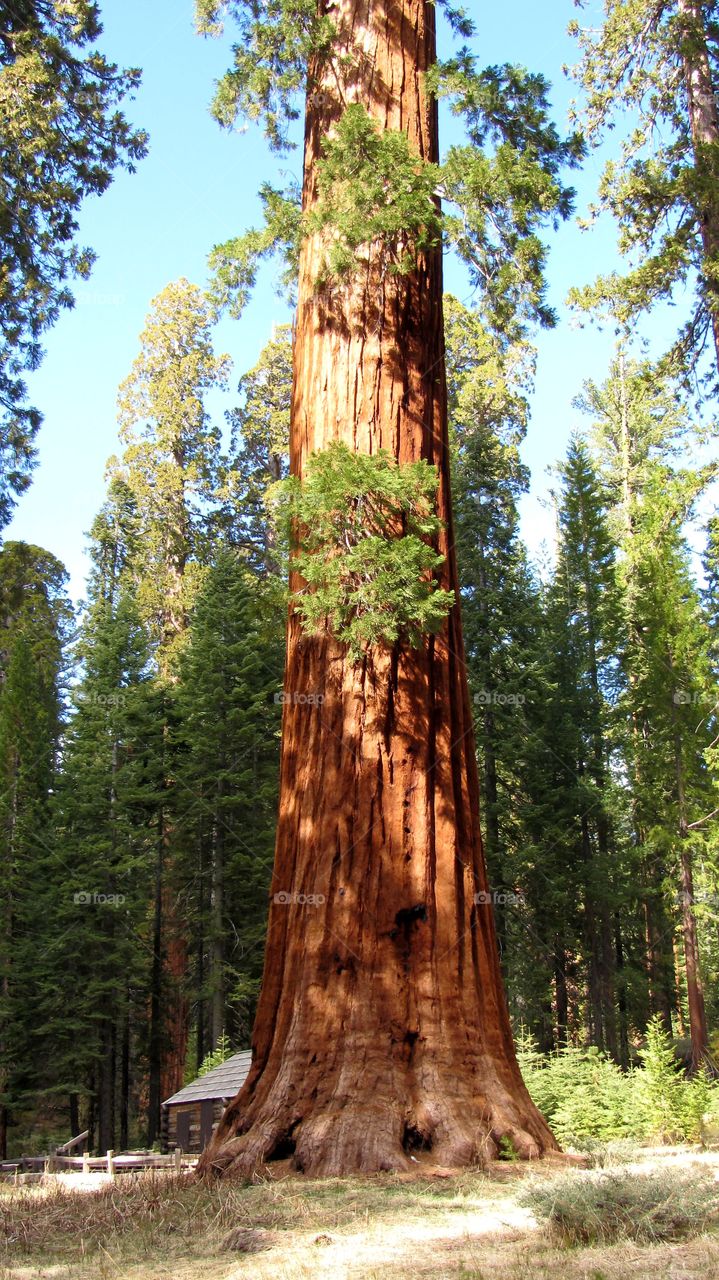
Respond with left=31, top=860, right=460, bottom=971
left=198, top=0, right=574, bottom=1176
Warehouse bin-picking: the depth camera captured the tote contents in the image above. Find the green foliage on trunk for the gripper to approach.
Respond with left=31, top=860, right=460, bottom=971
left=198, top=0, right=581, bottom=343
left=308, top=104, right=442, bottom=281
left=273, top=442, right=455, bottom=659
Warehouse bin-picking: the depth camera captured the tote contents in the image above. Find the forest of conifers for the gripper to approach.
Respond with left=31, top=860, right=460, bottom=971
left=2, top=0, right=719, bottom=1164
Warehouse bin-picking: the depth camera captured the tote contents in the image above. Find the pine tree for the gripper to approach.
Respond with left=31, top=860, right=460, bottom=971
left=220, top=325, right=292, bottom=576
left=175, top=551, right=283, bottom=1063
left=570, top=0, right=719, bottom=388
left=519, top=571, right=591, bottom=1051
left=0, top=542, right=72, bottom=1157
left=115, top=277, right=231, bottom=670
left=49, top=589, right=160, bottom=1153
left=582, top=355, right=717, bottom=1068
left=0, top=1, right=146, bottom=526
left=552, top=437, right=624, bottom=1060
left=627, top=471, right=714, bottom=1068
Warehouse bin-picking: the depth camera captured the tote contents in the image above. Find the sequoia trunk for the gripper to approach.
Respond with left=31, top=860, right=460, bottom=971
left=200, top=0, right=556, bottom=1177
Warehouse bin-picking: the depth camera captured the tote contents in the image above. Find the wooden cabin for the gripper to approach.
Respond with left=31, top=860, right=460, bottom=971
left=161, top=1050, right=251, bottom=1154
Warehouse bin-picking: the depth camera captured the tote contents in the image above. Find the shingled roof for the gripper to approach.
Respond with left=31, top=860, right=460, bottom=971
left=163, top=1050, right=252, bottom=1107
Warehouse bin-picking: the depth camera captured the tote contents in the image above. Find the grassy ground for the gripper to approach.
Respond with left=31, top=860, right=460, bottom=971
left=1, top=1147, right=718, bottom=1279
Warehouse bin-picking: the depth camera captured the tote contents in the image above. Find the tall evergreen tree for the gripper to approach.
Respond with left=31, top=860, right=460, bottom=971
left=583, top=355, right=717, bottom=1067
left=0, top=1, right=146, bottom=526
left=445, top=296, right=537, bottom=967
left=552, top=436, right=624, bottom=1059
left=114, top=277, right=231, bottom=670
left=49, top=589, right=159, bottom=1153
left=175, top=551, right=283, bottom=1065
left=570, top=0, right=719, bottom=388
left=220, top=325, right=292, bottom=575
left=0, top=543, right=72, bottom=1156
left=112, top=278, right=232, bottom=1132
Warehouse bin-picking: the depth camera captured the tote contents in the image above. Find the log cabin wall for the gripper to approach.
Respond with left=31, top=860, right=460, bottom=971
left=163, top=1098, right=227, bottom=1154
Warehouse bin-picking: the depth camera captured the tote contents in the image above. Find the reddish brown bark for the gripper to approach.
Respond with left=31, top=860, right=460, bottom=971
left=678, top=0, right=719, bottom=372
left=200, top=0, right=556, bottom=1177
left=674, top=730, right=709, bottom=1071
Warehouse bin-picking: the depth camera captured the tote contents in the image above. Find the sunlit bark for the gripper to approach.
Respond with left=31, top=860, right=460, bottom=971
left=200, top=0, right=556, bottom=1176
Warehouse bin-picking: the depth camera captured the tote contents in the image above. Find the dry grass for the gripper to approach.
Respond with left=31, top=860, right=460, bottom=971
left=0, top=1150, right=718, bottom=1280
left=523, top=1166, right=719, bottom=1245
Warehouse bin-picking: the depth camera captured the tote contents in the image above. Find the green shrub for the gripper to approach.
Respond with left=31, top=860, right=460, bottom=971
left=198, top=1031, right=233, bottom=1078
left=517, top=1020, right=719, bottom=1147
left=523, top=1168, right=719, bottom=1245
left=683, top=1067, right=719, bottom=1143
left=631, top=1015, right=687, bottom=1142
left=517, top=1036, right=638, bottom=1146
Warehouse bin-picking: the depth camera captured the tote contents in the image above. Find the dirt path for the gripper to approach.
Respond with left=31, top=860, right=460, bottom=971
left=2, top=1149, right=719, bottom=1280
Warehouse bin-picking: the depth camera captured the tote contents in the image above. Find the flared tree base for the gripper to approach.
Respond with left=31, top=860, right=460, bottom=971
left=199, top=1048, right=558, bottom=1178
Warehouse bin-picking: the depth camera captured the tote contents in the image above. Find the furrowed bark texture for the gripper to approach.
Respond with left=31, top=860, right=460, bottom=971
left=200, top=0, right=557, bottom=1177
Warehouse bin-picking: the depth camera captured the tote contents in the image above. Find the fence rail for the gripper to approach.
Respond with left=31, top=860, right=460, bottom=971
left=0, top=1149, right=197, bottom=1178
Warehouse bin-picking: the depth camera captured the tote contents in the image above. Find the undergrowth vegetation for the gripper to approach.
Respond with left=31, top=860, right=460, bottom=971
left=523, top=1168, right=719, bottom=1245
left=517, top=1017, right=719, bottom=1148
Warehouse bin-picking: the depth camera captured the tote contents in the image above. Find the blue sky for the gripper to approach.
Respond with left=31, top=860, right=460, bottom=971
left=4, top=0, right=673, bottom=597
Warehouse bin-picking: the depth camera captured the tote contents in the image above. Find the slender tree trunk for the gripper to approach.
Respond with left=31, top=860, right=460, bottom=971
left=554, top=944, right=569, bottom=1048
left=120, top=999, right=130, bottom=1152
left=159, top=904, right=189, bottom=1103
left=98, top=1019, right=115, bottom=1155
left=147, top=828, right=164, bottom=1147
left=666, top=650, right=709, bottom=1068
left=88, top=1072, right=96, bottom=1154
left=200, top=0, right=556, bottom=1178
left=677, top=0, right=719, bottom=371
left=69, top=1093, right=80, bottom=1140
left=672, top=712, right=709, bottom=1069
left=148, top=728, right=189, bottom=1139
left=196, top=834, right=206, bottom=1074
left=210, top=799, right=225, bottom=1050
left=581, top=812, right=605, bottom=1049
left=599, top=901, right=618, bottom=1059
left=614, top=915, right=629, bottom=1069
left=672, top=936, right=688, bottom=1037
left=678, top=847, right=708, bottom=1068
left=644, top=889, right=675, bottom=1031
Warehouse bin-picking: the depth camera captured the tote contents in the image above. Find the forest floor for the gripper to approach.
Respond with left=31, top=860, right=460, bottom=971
left=1, top=1146, right=718, bottom=1280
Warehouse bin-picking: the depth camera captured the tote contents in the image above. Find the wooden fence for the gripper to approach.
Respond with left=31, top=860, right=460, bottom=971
left=0, top=1149, right=197, bottom=1179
